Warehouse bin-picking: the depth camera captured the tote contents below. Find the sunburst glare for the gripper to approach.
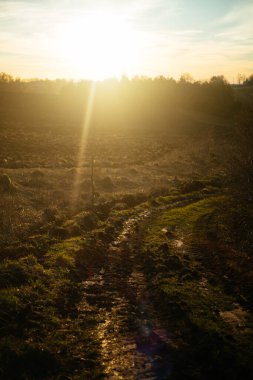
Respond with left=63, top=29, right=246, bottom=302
left=55, top=11, right=139, bottom=80
left=72, top=81, right=96, bottom=204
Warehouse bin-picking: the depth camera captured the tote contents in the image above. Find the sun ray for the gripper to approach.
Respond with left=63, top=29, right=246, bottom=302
left=72, top=81, right=96, bottom=204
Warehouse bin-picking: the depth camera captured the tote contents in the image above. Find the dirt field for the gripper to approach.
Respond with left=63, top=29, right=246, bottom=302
left=1, top=99, right=253, bottom=380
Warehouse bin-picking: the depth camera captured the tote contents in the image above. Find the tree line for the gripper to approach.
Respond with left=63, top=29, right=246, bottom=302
left=0, top=72, right=248, bottom=130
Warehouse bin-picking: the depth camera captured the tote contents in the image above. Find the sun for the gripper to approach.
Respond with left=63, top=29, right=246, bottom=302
left=56, top=11, right=138, bottom=80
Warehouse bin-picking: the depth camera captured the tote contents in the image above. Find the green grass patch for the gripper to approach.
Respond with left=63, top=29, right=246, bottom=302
left=144, top=195, right=227, bottom=249
left=0, top=231, right=106, bottom=379
left=44, top=237, right=84, bottom=267
left=140, top=192, right=253, bottom=379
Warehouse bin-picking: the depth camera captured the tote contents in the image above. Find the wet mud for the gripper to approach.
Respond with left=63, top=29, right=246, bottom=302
left=78, top=211, right=173, bottom=379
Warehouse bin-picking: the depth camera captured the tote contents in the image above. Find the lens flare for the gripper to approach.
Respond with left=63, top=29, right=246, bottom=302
left=72, top=81, right=96, bottom=204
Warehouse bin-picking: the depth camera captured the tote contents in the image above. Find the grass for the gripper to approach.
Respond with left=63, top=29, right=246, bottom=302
left=45, top=237, right=83, bottom=266
left=0, top=100, right=252, bottom=379
left=144, top=194, right=226, bottom=249
left=140, top=191, right=253, bottom=380
left=1, top=168, right=253, bottom=379
left=0, top=224, right=106, bottom=379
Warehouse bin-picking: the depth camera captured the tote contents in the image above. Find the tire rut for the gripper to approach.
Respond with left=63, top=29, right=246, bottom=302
left=78, top=210, right=175, bottom=379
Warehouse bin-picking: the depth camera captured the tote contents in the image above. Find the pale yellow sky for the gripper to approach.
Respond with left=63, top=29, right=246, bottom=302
left=0, top=0, right=252, bottom=82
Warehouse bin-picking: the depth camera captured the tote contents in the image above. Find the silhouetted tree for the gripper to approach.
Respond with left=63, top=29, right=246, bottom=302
left=180, top=73, right=194, bottom=83
left=237, top=73, right=246, bottom=85
left=243, top=74, right=253, bottom=86
left=0, top=72, right=14, bottom=83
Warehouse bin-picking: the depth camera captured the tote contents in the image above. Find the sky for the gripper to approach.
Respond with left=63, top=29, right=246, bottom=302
left=0, top=0, right=253, bottom=81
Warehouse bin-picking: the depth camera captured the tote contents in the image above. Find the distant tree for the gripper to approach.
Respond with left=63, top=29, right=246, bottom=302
left=179, top=73, right=194, bottom=83
left=237, top=73, right=246, bottom=85
left=243, top=74, right=253, bottom=86
left=0, top=72, right=14, bottom=83
left=154, top=75, right=167, bottom=82
left=209, top=75, right=228, bottom=85
left=207, top=75, right=234, bottom=114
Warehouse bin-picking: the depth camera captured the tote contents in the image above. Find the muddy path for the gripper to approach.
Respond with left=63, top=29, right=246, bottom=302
left=77, top=205, right=190, bottom=379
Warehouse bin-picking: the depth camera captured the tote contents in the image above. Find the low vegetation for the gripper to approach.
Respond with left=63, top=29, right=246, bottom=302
left=0, top=78, right=253, bottom=379
left=140, top=188, right=253, bottom=379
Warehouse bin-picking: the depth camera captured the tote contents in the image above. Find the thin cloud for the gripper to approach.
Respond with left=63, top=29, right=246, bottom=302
left=0, top=0, right=252, bottom=80
left=216, top=1, right=253, bottom=37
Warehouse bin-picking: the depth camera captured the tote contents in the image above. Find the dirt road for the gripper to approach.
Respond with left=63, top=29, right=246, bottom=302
left=78, top=210, right=174, bottom=379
